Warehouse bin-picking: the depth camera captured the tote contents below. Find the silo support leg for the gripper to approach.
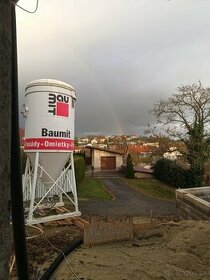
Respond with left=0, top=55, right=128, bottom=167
left=28, top=152, right=39, bottom=222
left=70, top=153, right=79, bottom=212
left=22, top=158, right=30, bottom=201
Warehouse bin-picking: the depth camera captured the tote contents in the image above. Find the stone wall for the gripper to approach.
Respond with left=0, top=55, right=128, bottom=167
left=176, top=187, right=210, bottom=220
left=83, top=217, right=158, bottom=246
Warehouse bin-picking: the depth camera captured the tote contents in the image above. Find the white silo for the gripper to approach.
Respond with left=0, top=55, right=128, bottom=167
left=22, top=79, right=81, bottom=224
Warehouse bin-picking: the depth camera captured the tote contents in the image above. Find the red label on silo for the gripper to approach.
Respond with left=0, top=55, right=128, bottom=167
left=24, top=138, right=74, bottom=151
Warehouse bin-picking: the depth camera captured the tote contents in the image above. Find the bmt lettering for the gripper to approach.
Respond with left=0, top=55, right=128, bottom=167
left=48, top=93, right=56, bottom=104
left=57, top=94, right=69, bottom=103
left=48, top=93, right=70, bottom=117
left=49, top=93, right=69, bottom=104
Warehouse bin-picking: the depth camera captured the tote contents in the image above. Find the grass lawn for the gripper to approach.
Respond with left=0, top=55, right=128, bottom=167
left=124, top=178, right=176, bottom=200
left=78, top=177, right=112, bottom=201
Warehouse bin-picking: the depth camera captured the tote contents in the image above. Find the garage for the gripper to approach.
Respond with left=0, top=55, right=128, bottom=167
left=101, top=156, right=116, bottom=170
left=85, top=146, right=124, bottom=171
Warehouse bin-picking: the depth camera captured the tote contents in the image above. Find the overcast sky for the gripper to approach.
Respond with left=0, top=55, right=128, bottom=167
left=16, top=0, right=210, bottom=136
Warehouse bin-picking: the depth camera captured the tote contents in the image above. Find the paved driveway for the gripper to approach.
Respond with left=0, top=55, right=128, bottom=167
left=79, top=178, right=177, bottom=218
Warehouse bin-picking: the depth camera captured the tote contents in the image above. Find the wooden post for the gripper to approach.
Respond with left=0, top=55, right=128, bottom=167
left=0, top=0, right=12, bottom=278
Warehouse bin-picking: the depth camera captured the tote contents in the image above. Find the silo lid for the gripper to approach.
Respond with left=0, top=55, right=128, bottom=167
left=25, top=79, right=76, bottom=98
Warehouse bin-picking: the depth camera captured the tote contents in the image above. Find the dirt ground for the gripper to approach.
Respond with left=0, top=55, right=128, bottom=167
left=10, top=224, right=82, bottom=279
left=53, top=220, right=210, bottom=280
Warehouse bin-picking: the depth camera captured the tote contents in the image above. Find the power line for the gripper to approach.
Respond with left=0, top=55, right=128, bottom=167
left=12, top=0, right=39, bottom=14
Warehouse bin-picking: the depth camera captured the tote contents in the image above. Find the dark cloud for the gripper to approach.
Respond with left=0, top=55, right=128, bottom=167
left=17, top=0, right=210, bottom=135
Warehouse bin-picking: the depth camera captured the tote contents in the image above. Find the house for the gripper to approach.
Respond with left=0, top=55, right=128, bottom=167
left=97, top=144, right=108, bottom=149
left=91, top=139, right=98, bottom=145
left=108, top=143, right=127, bottom=154
left=79, top=137, right=89, bottom=143
left=163, top=147, right=182, bottom=161
left=85, top=146, right=124, bottom=171
left=126, top=135, right=138, bottom=141
left=142, top=142, right=159, bottom=148
left=96, top=136, right=107, bottom=143
left=127, top=144, right=153, bottom=158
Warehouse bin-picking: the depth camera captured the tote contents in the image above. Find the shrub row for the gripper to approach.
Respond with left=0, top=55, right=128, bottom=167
left=153, top=158, right=203, bottom=188
left=74, top=155, right=86, bottom=186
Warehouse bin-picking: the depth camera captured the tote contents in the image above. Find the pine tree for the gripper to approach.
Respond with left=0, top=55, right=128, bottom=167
left=126, top=154, right=135, bottom=179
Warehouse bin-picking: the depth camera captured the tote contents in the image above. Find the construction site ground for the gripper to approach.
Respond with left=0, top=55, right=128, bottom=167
left=53, top=220, right=210, bottom=280
left=10, top=214, right=210, bottom=280
left=9, top=178, right=209, bottom=279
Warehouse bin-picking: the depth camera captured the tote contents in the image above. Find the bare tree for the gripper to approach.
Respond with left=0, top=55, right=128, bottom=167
left=152, top=82, right=210, bottom=185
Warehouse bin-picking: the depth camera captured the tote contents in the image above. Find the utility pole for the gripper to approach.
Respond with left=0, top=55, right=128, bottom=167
left=0, top=1, right=29, bottom=279
left=0, top=0, right=12, bottom=278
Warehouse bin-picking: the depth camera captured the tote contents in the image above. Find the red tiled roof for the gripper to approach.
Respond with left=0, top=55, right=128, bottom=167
left=127, top=145, right=152, bottom=154
left=86, top=145, right=124, bottom=155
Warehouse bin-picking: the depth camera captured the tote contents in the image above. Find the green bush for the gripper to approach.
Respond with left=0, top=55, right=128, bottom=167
left=185, top=167, right=204, bottom=188
left=153, top=158, right=186, bottom=188
left=74, top=155, right=86, bottom=186
left=126, top=154, right=135, bottom=179
left=153, top=158, right=203, bottom=188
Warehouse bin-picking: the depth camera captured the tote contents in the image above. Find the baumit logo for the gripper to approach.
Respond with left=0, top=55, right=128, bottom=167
left=48, top=93, right=69, bottom=117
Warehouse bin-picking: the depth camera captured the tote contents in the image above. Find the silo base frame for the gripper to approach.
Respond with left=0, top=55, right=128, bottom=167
left=23, top=152, right=81, bottom=225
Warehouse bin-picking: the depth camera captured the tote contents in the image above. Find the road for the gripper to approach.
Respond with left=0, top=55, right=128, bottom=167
left=79, top=178, right=177, bottom=218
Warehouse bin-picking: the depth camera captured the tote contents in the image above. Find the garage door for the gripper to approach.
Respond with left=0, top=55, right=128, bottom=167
left=101, top=156, right=116, bottom=170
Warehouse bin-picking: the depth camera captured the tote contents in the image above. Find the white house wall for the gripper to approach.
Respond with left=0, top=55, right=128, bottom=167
left=93, top=150, right=123, bottom=170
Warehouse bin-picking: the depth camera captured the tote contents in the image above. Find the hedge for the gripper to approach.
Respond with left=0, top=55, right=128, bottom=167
left=153, top=158, right=203, bottom=188
left=185, top=167, right=204, bottom=188
left=74, top=155, right=86, bottom=186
